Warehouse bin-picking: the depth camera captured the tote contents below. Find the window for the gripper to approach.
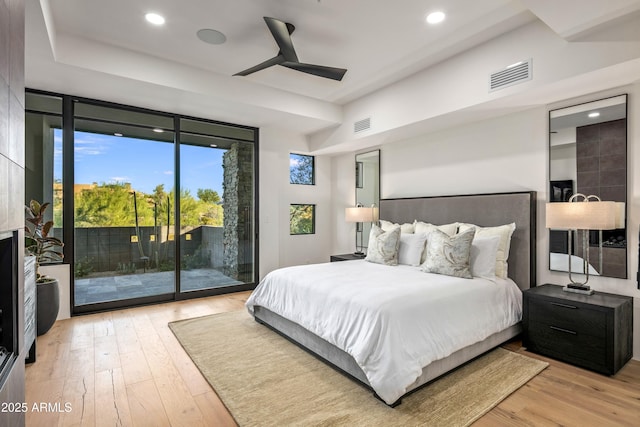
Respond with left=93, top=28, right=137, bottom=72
left=290, top=204, right=315, bottom=235
left=289, top=153, right=314, bottom=185
left=26, top=90, right=258, bottom=314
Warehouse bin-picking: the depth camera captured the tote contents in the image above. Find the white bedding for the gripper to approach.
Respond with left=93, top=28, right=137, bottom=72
left=245, top=260, right=522, bottom=405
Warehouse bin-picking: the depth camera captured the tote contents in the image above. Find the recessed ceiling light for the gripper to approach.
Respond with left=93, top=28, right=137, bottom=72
left=145, top=13, right=165, bottom=26
left=210, top=144, right=218, bottom=148
left=426, top=11, right=445, bottom=25
left=114, top=133, right=123, bottom=137
left=197, top=29, right=227, bottom=45
left=153, top=128, right=164, bottom=133
left=588, top=112, right=600, bottom=118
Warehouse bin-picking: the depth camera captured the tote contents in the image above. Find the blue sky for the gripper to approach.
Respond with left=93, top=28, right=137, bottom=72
left=54, top=130, right=225, bottom=197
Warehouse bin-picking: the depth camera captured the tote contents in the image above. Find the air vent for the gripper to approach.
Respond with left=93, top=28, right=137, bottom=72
left=354, top=117, right=371, bottom=133
left=489, top=59, right=532, bottom=92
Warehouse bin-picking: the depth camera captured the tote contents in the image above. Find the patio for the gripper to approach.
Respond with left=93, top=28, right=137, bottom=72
left=75, top=268, right=242, bottom=305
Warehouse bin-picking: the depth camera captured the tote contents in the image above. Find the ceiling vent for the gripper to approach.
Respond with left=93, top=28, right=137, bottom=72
left=489, top=59, right=532, bottom=92
left=354, top=117, right=371, bottom=133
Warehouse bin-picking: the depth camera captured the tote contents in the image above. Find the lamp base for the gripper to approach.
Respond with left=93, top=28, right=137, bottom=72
left=563, top=284, right=594, bottom=295
left=353, top=251, right=366, bottom=257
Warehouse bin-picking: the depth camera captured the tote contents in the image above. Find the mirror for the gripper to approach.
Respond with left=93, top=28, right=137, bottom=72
left=355, top=150, right=380, bottom=249
left=549, top=94, right=627, bottom=278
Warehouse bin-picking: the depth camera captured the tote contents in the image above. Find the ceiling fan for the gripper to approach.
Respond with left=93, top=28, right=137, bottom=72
left=234, top=17, right=347, bottom=81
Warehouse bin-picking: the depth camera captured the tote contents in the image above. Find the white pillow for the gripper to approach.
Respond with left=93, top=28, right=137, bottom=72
left=414, top=221, right=458, bottom=236
left=459, top=222, right=516, bottom=279
left=470, top=235, right=500, bottom=279
left=397, top=233, right=428, bottom=266
left=380, top=219, right=415, bottom=234
left=365, top=225, right=401, bottom=266
left=414, top=222, right=459, bottom=264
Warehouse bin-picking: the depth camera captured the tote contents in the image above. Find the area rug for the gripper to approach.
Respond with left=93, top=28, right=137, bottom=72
left=169, top=311, right=547, bottom=427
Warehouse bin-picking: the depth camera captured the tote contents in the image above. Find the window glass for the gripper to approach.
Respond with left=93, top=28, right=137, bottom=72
left=290, top=204, right=315, bottom=235
left=289, top=153, right=315, bottom=185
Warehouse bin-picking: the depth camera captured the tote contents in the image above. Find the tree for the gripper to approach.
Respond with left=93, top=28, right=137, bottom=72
left=289, top=154, right=314, bottom=185
left=290, top=204, right=315, bottom=234
left=73, top=182, right=223, bottom=228
left=75, top=183, right=155, bottom=227
left=197, top=188, right=221, bottom=204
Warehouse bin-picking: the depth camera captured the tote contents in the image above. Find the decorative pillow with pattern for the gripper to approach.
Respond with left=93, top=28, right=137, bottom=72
left=421, top=228, right=474, bottom=278
left=414, top=222, right=460, bottom=264
left=365, top=225, right=401, bottom=266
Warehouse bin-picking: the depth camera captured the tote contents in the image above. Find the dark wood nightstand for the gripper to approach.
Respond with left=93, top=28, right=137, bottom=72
left=330, top=253, right=366, bottom=262
left=523, top=284, right=633, bottom=375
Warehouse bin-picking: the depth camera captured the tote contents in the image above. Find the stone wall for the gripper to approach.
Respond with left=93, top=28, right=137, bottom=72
left=222, top=142, right=253, bottom=280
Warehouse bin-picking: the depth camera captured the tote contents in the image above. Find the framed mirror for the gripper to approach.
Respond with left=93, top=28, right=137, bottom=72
left=355, top=150, right=380, bottom=250
left=549, top=94, right=627, bottom=278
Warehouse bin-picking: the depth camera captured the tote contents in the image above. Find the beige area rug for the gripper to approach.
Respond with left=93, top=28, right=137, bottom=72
left=169, top=311, right=547, bottom=427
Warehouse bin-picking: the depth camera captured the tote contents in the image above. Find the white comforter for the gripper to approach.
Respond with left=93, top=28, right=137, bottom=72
left=245, top=260, right=522, bottom=404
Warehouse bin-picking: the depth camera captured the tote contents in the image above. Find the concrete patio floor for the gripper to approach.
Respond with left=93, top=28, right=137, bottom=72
left=74, top=268, right=242, bottom=305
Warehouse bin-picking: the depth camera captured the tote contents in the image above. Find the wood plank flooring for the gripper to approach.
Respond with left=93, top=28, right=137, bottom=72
left=25, top=292, right=640, bottom=426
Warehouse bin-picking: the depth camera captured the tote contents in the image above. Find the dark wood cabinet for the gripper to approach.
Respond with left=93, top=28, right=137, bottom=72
left=330, top=253, right=365, bottom=262
left=523, top=284, right=633, bottom=375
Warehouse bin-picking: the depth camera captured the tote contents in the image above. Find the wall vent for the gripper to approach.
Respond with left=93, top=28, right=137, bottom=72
left=354, top=117, right=371, bottom=133
left=489, top=59, right=532, bottom=92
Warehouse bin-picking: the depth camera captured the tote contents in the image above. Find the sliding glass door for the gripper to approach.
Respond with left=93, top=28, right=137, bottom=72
left=178, top=119, right=255, bottom=294
left=25, top=91, right=258, bottom=314
left=73, top=102, right=176, bottom=308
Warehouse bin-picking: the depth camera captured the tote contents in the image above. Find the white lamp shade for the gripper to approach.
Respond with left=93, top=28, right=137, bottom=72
left=345, top=207, right=376, bottom=223
left=546, top=201, right=617, bottom=230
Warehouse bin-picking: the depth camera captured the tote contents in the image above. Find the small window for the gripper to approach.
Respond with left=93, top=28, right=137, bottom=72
left=290, top=204, right=316, bottom=235
left=289, top=153, right=315, bottom=185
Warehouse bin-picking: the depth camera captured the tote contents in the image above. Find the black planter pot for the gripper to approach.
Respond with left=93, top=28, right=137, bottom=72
left=37, top=279, right=60, bottom=336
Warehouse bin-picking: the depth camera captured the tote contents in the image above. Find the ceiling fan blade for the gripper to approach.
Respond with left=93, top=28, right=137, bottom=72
left=282, top=62, right=347, bottom=81
left=263, top=17, right=298, bottom=62
left=234, top=55, right=285, bottom=76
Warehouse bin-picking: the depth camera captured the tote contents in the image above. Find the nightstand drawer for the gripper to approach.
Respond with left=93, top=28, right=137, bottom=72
left=523, top=284, right=633, bottom=375
left=528, top=299, right=606, bottom=338
left=527, top=322, right=606, bottom=368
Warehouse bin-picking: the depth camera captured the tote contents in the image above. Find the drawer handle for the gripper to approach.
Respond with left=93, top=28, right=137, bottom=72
left=550, top=325, right=577, bottom=335
left=550, top=302, right=577, bottom=309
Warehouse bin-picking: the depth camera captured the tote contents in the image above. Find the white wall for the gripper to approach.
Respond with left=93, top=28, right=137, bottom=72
left=331, top=83, right=640, bottom=359
left=258, top=127, right=332, bottom=279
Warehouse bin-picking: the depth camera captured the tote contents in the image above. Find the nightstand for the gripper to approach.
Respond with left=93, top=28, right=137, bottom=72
left=523, top=284, right=633, bottom=375
left=330, top=253, right=365, bottom=262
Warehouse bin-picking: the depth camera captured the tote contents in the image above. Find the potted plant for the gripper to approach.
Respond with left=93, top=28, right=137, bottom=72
left=25, top=199, right=64, bottom=335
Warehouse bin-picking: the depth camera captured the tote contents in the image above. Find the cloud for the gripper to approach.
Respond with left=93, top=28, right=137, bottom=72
left=109, top=176, right=131, bottom=183
left=163, top=170, right=173, bottom=175
left=73, top=133, right=111, bottom=156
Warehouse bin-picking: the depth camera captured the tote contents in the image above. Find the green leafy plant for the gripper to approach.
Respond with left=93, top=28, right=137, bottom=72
left=74, top=257, right=94, bottom=278
left=116, top=262, right=137, bottom=274
left=183, top=245, right=211, bottom=270
left=25, top=199, right=64, bottom=282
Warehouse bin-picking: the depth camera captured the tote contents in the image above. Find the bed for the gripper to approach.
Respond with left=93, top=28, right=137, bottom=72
left=246, top=191, right=536, bottom=406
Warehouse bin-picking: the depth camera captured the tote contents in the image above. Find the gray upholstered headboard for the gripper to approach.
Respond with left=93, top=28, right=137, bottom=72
left=379, top=191, right=536, bottom=290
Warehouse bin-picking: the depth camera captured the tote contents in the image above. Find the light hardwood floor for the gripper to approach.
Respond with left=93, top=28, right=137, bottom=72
left=25, top=291, right=640, bottom=426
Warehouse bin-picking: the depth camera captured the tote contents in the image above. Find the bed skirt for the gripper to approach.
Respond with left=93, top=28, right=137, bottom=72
left=253, top=305, right=522, bottom=405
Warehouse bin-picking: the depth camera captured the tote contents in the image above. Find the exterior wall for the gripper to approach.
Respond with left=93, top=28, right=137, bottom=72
left=71, top=225, right=224, bottom=273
